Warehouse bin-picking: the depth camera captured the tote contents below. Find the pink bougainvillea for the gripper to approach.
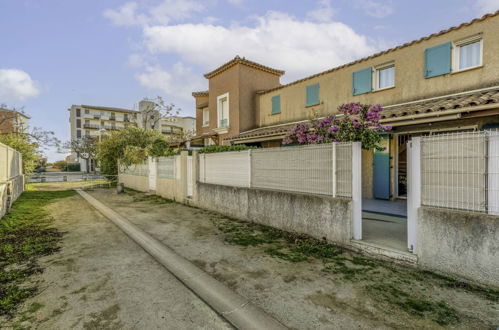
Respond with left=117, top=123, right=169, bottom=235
left=283, top=103, right=392, bottom=150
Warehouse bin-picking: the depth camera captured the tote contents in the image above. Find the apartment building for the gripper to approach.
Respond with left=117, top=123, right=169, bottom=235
left=193, top=11, right=499, bottom=200
left=0, top=108, right=30, bottom=135
left=68, top=101, right=196, bottom=171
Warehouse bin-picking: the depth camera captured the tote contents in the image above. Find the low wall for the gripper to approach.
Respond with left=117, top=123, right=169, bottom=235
left=156, top=178, right=184, bottom=202
left=0, top=175, right=24, bottom=219
left=196, top=183, right=352, bottom=244
left=119, top=174, right=149, bottom=192
left=417, top=207, right=499, bottom=287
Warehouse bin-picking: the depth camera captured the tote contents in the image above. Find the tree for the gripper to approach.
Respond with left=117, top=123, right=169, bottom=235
left=139, top=96, right=181, bottom=130
left=283, top=103, right=392, bottom=150
left=97, top=126, right=174, bottom=176
left=64, top=136, right=97, bottom=173
left=0, top=105, right=61, bottom=174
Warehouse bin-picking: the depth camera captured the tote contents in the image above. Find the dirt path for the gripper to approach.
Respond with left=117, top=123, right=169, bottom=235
left=87, top=188, right=499, bottom=330
left=1, top=193, right=231, bottom=330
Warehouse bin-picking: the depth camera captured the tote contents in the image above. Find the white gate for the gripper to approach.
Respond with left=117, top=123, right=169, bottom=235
left=187, top=156, right=193, bottom=197
left=148, top=157, right=157, bottom=191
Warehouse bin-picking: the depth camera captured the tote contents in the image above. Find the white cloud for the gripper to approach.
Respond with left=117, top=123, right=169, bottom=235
left=135, top=62, right=206, bottom=104
left=142, top=11, right=377, bottom=82
left=103, top=2, right=147, bottom=26
left=103, top=0, right=204, bottom=26
left=0, top=69, right=40, bottom=101
left=475, top=0, right=499, bottom=14
left=307, top=0, right=336, bottom=22
left=227, top=0, right=244, bottom=7
left=353, top=0, right=394, bottom=18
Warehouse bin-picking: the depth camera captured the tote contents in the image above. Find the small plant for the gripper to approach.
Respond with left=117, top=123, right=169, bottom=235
left=198, top=144, right=257, bottom=154
left=283, top=103, right=392, bottom=151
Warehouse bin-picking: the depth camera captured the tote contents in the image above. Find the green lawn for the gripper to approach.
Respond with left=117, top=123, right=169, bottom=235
left=0, top=190, right=76, bottom=317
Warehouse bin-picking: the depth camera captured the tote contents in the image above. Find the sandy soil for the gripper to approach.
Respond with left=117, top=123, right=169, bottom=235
left=87, top=188, right=499, bottom=330
left=1, top=193, right=231, bottom=330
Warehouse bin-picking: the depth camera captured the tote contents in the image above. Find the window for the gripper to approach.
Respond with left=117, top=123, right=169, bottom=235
left=76, top=130, right=81, bottom=138
left=374, top=63, right=395, bottom=90
left=306, top=84, right=320, bottom=106
left=217, top=93, right=229, bottom=128
left=352, top=67, right=373, bottom=95
left=424, top=42, right=452, bottom=78
left=453, top=35, right=482, bottom=72
left=76, top=108, right=81, bottom=117
left=76, top=119, right=81, bottom=128
left=271, top=95, right=281, bottom=114
left=202, top=108, right=210, bottom=127
left=84, top=109, right=89, bottom=114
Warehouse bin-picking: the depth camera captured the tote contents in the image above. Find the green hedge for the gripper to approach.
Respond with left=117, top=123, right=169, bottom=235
left=65, top=163, right=81, bottom=172
left=198, top=145, right=257, bottom=154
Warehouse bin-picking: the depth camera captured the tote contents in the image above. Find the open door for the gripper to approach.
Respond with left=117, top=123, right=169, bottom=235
left=373, top=137, right=390, bottom=199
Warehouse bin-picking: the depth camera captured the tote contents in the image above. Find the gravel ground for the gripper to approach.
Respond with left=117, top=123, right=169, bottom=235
left=85, top=188, right=499, bottom=330
left=1, top=193, right=231, bottom=330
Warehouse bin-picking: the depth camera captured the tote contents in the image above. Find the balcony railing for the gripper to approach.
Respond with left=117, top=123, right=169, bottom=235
left=104, top=125, right=120, bottom=131
left=83, top=124, right=100, bottom=129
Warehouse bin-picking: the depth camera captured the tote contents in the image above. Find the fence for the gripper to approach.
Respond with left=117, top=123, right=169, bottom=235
left=157, top=157, right=176, bottom=179
left=420, top=131, right=499, bottom=215
left=198, top=143, right=354, bottom=198
left=120, top=162, right=149, bottom=177
left=0, top=143, right=22, bottom=182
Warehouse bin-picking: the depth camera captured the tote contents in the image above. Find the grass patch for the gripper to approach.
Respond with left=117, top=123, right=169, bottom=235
left=0, top=190, right=75, bottom=317
left=124, top=190, right=173, bottom=204
left=366, top=283, right=459, bottom=325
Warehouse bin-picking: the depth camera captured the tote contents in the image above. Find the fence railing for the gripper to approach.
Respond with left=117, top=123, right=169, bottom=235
left=420, top=130, right=499, bottom=214
left=120, top=162, right=149, bottom=177
left=0, top=142, right=22, bottom=182
left=199, top=143, right=354, bottom=197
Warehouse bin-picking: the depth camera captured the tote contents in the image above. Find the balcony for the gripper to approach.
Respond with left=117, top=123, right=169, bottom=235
left=93, top=115, right=101, bottom=120
left=83, top=123, right=100, bottom=129
left=109, top=116, right=116, bottom=121
left=104, top=125, right=120, bottom=131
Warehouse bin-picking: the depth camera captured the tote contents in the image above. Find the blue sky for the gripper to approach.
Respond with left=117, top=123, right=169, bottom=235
left=1, top=0, right=498, bottom=160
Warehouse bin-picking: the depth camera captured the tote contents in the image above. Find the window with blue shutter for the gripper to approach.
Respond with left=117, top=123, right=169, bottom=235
left=271, top=95, right=281, bottom=114
left=306, top=84, right=320, bottom=106
left=424, top=42, right=452, bottom=78
left=352, top=67, right=372, bottom=95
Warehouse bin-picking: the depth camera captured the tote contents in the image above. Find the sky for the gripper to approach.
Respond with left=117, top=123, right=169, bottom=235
left=1, top=0, right=498, bottom=161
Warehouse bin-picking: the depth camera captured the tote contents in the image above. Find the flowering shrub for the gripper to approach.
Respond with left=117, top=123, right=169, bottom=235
left=283, top=103, right=392, bottom=150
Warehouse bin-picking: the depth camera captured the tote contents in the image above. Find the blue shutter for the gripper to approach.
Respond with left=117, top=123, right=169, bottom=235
left=352, top=67, right=372, bottom=95
left=306, top=84, right=320, bottom=106
left=424, top=42, right=452, bottom=78
left=271, top=95, right=281, bottom=114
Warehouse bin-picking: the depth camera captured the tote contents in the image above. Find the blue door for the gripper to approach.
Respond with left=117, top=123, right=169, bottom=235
left=373, top=138, right=390, bottom=199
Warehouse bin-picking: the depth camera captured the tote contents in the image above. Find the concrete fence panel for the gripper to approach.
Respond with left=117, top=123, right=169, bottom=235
left=199, top=150, right=251, bottom=188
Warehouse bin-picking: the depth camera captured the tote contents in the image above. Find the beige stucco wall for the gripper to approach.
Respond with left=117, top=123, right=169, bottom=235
left=362, top=149, right=374, bottom=199
left=119, top=174, right=149, bottom=192
left=258, top=15, right=499, bottom=127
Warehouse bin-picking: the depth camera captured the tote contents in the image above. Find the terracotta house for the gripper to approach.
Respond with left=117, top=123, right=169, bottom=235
left=192, top=56, right=284, bottom=146
left=193, top=11, right=499, bottom=201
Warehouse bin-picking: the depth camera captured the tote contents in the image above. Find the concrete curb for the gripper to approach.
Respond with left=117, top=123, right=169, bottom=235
left=77, top=189, right=287, bottom=330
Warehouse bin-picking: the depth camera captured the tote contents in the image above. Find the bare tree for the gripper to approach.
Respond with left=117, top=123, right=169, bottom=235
left=139, top=96, right=181, bottom=130
left=64, top=136, right=97, bottom=173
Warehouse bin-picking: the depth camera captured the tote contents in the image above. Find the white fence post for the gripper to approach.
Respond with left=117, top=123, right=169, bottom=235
left=488, top=132, right=499, bottom=215
left=352, top=142, right=362, bottom=240
left=332, top=143, right=337, bottom=198
left=407, top=137, right=421, bottom=253
left=248, top=149, right=252, bottom=188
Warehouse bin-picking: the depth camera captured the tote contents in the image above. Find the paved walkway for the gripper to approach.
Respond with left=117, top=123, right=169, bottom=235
left=362, top=198, right=407, bottom=218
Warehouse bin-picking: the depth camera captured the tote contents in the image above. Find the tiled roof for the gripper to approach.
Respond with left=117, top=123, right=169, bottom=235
left=259, top=10, right=499, bottom=95
left=382, top=86, right=499, bottom=120
left=192, top=91, right=209, bottom=97
left=226, top=86, right=499, bottom=142
left=204, top=55, right=285, bottom=79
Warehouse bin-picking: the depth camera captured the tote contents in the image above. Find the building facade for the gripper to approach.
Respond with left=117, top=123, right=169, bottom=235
left=68, top=102, right=195, bottom=172
left=0, top=109, right=30, bottom=135
left=193, top=11, right=499, bottom=200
